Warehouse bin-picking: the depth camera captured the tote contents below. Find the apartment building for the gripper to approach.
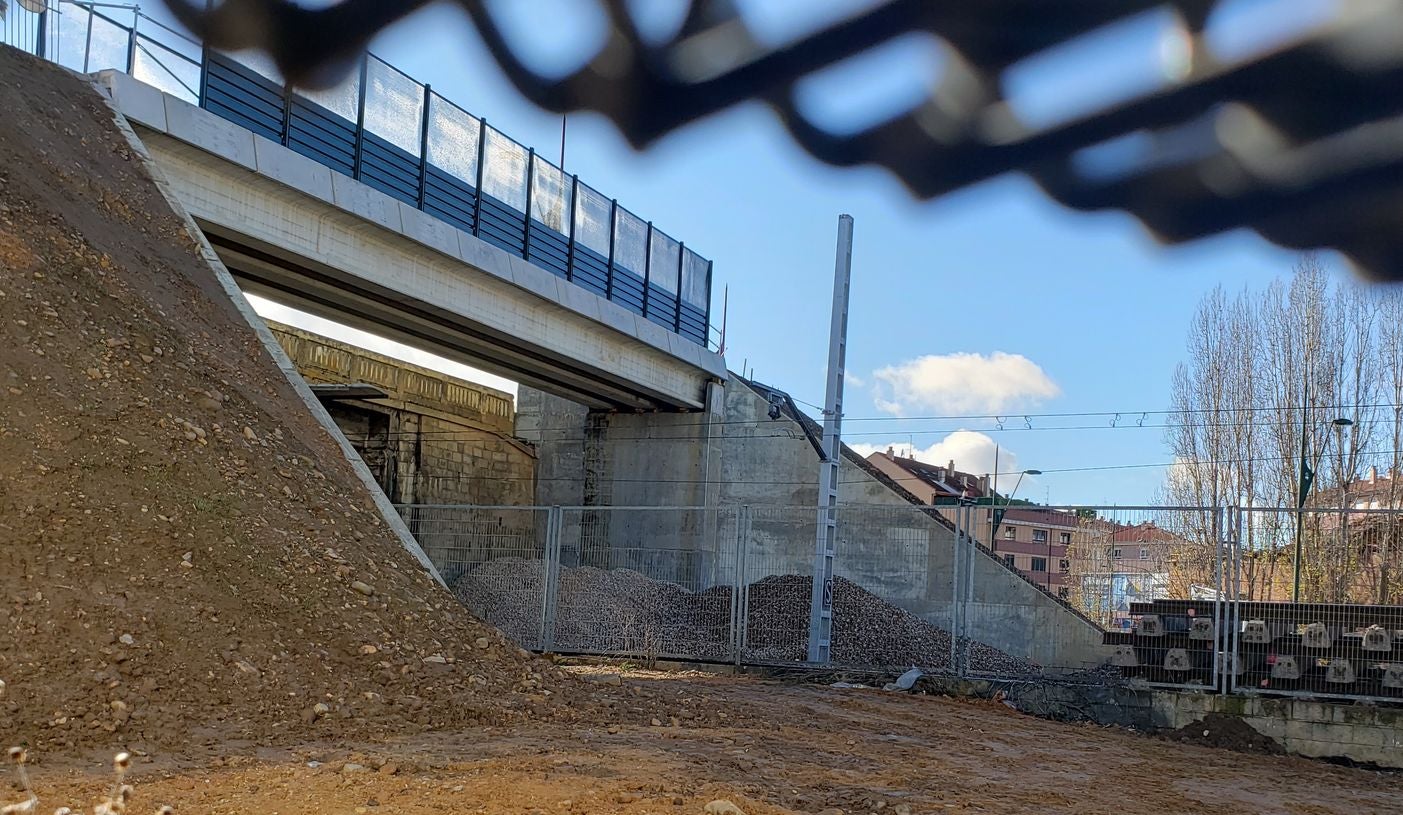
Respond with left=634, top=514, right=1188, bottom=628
left=986, top=506, right=1076, bottom=597
left=865, top=450, right=1073, bottom=596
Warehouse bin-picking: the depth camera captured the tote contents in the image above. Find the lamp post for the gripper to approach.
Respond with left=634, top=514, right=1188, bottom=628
left=992, top=469, right=1042, bottom=573
left=1293, top=417, right=1353, bottom=602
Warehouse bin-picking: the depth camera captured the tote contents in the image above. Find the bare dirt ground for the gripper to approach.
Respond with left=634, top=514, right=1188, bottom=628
left=15, top=668, right=1400, bottom=815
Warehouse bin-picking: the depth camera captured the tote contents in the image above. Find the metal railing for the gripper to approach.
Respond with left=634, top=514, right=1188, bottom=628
left=2, top=0, right=714, bottom=348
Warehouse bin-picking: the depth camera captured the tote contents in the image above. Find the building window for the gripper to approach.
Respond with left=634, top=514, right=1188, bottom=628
left=1057, top=587, right=1070, bottom=599
left=1032, top=557, right=1048, bottom=572
left=1059, top=559, right=1070, bottom=572
left=1112, top=548, right=1123, bottom=560
left=1004, top=526, right=1016, bottom=540
left=1032, top=529, right=1048, bottom=544
left=1059, top=532, right=1071, bottom=544
left=1140, top=547, right=1150, bottom=560
left=1002, top=554, right=1016, bottom=569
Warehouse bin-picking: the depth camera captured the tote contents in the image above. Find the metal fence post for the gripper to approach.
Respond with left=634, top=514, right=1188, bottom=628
left=732, top=505, right=750, bottom=667
left=83, top=8, right=95, bottom=73
left=951, top=503, right=966, bottom=676
left=963, top=503, right=974, bottom=677
left=1228, top=506, right=1242, bottom=696
left=539, top=505, right=562, bottom=652
left=124, top=17, right=136, bottom=73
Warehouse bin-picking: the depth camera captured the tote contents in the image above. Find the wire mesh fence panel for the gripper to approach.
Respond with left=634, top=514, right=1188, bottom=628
left=735, top=506, right=818, bottom=666
left=818, top=504, right=960, bottom=674
left=1235, top=507, right=1403, bottom=703
left=397, top=505, right=550, bottom=650
left=549, top=507, right=737, bottom=663
left=957, top=505, right=1225, bottom=684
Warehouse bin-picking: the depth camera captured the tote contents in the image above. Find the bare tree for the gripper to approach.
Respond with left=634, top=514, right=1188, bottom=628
left=1373, top=288, right=1403, bottom=601
left=1163, top=255, right=1396, bottom=602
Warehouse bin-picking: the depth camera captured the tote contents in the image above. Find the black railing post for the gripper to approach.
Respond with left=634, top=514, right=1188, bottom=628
left=416, top=84, right=432, bottom=210
left=352, top=55, right=369, bottom=181
left=472, top=118, right=487, bottom=236
left=279, top=80, right=293, bottom=147
left=524, top=148, right=535, bottom=260
left=705, top=259, right=715, bottom=348
left=605, top=199, right=618, bottom=300
left=675, top=241, right=686, bottom=333
left=197, top=45, right=210, bottom=107
left=642, top=222, right=653, bottom=318
left=565, top=175, right=579, bottom=282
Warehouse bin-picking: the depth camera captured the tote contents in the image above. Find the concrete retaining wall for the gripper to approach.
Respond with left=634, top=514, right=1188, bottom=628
left=518, top=380, right=1112, bottom=672
left=1158, top=693, right=1403, bottom=766
left=925, top=676, right=1403, bottom=768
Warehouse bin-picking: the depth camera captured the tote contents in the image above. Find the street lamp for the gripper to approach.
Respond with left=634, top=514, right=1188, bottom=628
left=991, top=469, right=1042, bottom=565
left=1293, top=417, right=1353, bottom=602
left=1009, top=469, right=1043, bottom=503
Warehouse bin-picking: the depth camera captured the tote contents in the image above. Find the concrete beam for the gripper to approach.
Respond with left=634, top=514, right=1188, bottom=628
left=96, top=70, right=725, bottom=411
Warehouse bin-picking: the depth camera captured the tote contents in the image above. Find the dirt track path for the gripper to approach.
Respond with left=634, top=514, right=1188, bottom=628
left=16, top=672, right=1399, bottom=815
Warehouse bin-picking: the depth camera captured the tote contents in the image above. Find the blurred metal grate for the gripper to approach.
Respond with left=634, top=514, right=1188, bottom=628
left=165, top=0, right=1403, bottom=279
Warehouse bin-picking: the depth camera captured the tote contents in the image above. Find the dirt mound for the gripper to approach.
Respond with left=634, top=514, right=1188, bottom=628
left=1166, top=713, right=1284, bottom=755
left=454, top=561, right=1037, bottom=674
left=0, top=47, right=601, bottom=755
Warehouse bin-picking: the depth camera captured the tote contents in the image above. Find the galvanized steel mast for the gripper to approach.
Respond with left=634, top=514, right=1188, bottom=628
left=808, top=214, right=854, bottom=664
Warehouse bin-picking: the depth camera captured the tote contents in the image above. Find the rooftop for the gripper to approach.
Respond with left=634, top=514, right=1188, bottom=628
left=869, top=450, right=992, bottom=501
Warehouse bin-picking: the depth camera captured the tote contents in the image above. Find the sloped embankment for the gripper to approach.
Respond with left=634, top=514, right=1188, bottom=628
left=0, top=46, right=602, bottom=755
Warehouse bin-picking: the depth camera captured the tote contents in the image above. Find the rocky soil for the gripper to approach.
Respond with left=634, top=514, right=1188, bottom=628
left=11, top=671, right=1398, bottom=815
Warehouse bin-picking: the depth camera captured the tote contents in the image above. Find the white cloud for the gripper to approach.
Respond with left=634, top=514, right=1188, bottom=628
left=851, top=430, right=1020, bottom=482
left=871, top=352, right=1059, bottom=416
left=844, top=370, right=865, bottom=389
left=245, top=294, right=520, bottom=400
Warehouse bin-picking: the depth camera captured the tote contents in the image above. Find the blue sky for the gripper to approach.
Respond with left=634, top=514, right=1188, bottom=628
left=181, top=0, right=1348, bottom=505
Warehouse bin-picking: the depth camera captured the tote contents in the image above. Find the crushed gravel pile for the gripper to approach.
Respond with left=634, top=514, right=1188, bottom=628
left=453, top=561, right=1039, bottom=674
left=452, top=558, right=733, bottom=659
left=0, top=48, right=626, bottom=756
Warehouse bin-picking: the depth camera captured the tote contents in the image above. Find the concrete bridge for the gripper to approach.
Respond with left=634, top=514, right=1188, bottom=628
left=96, top=69, right=725, bottom=411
